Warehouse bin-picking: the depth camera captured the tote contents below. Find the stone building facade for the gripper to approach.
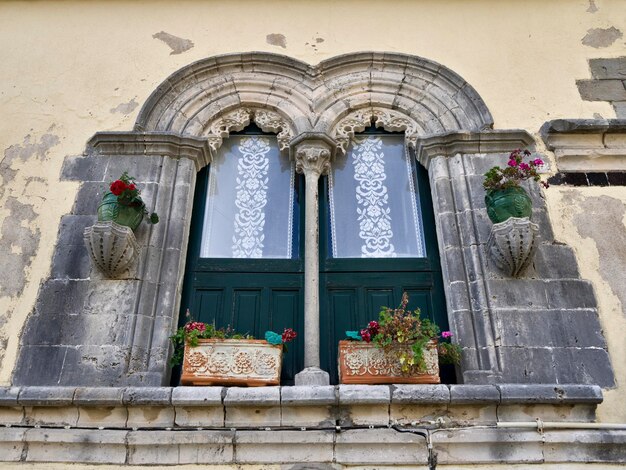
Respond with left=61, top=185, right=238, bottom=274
left=0, top=1, right=625, bottom=468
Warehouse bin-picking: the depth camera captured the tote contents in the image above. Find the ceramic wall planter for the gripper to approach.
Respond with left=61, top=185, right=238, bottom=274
left=181, top=338, right=283, bottom=386
left=338, top=340, right=440, bottom=384
left=97, top=192, right=144, bottom=231
left=485, top=186, right=532, bottom=224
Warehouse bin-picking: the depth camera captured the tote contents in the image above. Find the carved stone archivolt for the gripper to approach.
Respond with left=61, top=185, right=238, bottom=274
left=83, top=221, right=140, bottom=278
left=487, top=217, right=539, bottom=277
left=333, top=108, right=421, bottom=155
left=203, top=107, right=294, bottom=154
left=134, top=52, right=493, bottom=141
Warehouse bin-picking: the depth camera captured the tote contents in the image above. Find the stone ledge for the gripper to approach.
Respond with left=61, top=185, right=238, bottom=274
left=498, top=384, right=603, bottom=404
left=87, top=131, right=213, bottom=171
left=416, top=129, right=535, bottom=169
left=1, top=426, right=623, bottom=465
left=0, top=384, right=603, bottom=407
left=541, top=119, right=626, bottom=172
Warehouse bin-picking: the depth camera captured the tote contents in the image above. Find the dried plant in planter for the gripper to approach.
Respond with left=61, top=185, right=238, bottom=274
left=340, top=293, right=461, bottom=383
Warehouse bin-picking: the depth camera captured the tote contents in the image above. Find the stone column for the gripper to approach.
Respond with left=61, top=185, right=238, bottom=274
left=292, top=135, right=335, bottom=385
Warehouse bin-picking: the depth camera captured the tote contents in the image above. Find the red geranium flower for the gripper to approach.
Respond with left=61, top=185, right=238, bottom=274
left=110, top=180, right=127, bottom=196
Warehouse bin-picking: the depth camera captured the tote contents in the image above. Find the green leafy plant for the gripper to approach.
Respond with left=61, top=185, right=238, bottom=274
left=483, top=149, right=548, bottom=192
left=108, top=172, right=159, bottom=224
left=170, top=310, right=297, bottom=366
left=346, top=293, right=462, bottom=374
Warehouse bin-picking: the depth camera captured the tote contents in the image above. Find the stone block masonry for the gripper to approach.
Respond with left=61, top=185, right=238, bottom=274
left=11, top=53, right=615, bottom=390
left=577, top=57, right=626, bottom=118
left=0, top=384, right=624, bottom=466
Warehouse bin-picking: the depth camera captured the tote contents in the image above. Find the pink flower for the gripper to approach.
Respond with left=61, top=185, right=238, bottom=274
left=507, top=159, right=518, bottom=167
left=184, top=321, right=206, bottom=333
left=533, top=159, right=544, bottom=166
left=519, top=163, right=530, bottom=171
left=360, top=328, right=372, bottom=343
left=441, top=331, right=453, bottom=339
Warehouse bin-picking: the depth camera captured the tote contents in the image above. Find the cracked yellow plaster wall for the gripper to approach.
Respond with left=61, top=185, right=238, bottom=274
left=545, top=187, right=626, bottom=423
left=1, top=0, right=626, bottom=384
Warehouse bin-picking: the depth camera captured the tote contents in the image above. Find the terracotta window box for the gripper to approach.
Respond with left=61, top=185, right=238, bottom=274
left=181, top=338, right=283, bottom=386
left=338, top=339, right=440, bottom=384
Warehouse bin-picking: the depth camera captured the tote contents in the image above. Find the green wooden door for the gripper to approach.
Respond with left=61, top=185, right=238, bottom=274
left=178, top=131, right=447, bottom=386
left=319, top=132, right=449, bottom=384
left=178, top=131, right=304, bottom=385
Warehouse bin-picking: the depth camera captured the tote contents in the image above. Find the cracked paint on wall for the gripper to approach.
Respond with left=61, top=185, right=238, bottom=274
left=152, top=31, right=194, bottom=55
left=0, top=133, right=60, bottom=200
left=0, top=130, right=60, bottom=381
left=0, top=198, right=41, bottom=297
left=110, top=98, right=139, bottom=115
left=582, top=27, right=623, bottom=48
left=266, top=33, right=287, bottom=49
left=546, top=188, right=626, bottom=422
left=587, top=0, right=598, bottom=13
left=572, top=195, right=626, bottom=316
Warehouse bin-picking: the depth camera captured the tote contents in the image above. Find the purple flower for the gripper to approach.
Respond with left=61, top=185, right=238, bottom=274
left=533, top=158, right=544, bottom=166
left=441, top=331, right=453, bottom=339
left=519, top=163, right=530, bottom=171
left=507, top=159, right=518, bottom=167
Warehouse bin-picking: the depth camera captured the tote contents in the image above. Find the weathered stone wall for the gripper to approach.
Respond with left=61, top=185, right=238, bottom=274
left=545, top=188, right=626, bottom=423
left=578, top=57, right=626, bottom=118
left=1, top=0, right=626, bottom=424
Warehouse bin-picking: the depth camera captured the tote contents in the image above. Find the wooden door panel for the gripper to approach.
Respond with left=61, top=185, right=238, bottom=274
left=189, top=275, right=303, bottom=384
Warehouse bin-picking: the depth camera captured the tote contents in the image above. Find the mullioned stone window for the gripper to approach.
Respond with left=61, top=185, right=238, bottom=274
left=12, top=52, right=614, bottom=389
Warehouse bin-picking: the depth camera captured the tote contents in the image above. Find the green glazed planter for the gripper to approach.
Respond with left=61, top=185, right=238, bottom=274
left=485, top=186, right=532, bottom=224
left=97, top=192, right=144, bottom=231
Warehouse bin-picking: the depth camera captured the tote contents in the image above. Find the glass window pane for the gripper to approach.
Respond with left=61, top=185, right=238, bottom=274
left=200, top=135, right=296, bottom=259
left=329, top=134, right=426, bottom=258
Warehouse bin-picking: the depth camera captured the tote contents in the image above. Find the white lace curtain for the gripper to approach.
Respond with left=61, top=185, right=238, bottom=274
left=200, top=135, right=295, bottom=259
left=329, top=135, right=426, bottom=258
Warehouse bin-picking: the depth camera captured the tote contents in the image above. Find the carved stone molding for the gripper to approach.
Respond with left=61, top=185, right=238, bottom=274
left=254, top=109, right=294, bottom=152
left=134, top=52, right=493, bottom=139
left=205, top=107, right=294, bottom=154
left=87, top=132, right=212, bottom=171
left=294, top=142, right=333, bottom=177
left=415, top=130, right=535, bottom=170
left=540, top=118, right=626, bottom=172
left=83, top=221, right=140, bottom=278
left=333, top=108, right=420, bottom=155
left=487, top=217, right=539, bottom=277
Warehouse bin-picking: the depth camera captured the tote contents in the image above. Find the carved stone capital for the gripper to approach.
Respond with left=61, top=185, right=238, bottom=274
left=83, top=221, right=140, bottom=278
left=332, top=107, right=420, bottom=155
left=294, top=142, right=332, bottom=177
left=487, top=217, right=539, bottom=277
left=206, top=107, right=294, bottom=154
left=291, top=133, right=336, bottom=178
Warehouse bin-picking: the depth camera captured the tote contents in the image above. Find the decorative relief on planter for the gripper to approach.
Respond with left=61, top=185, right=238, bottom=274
left=487, top=217, right=539, bottom=277
left=338, top=340, right=439, bottom=384
left=83, top=221, right=139, bottom=279
left=181, top=339, right=283, bottom=386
